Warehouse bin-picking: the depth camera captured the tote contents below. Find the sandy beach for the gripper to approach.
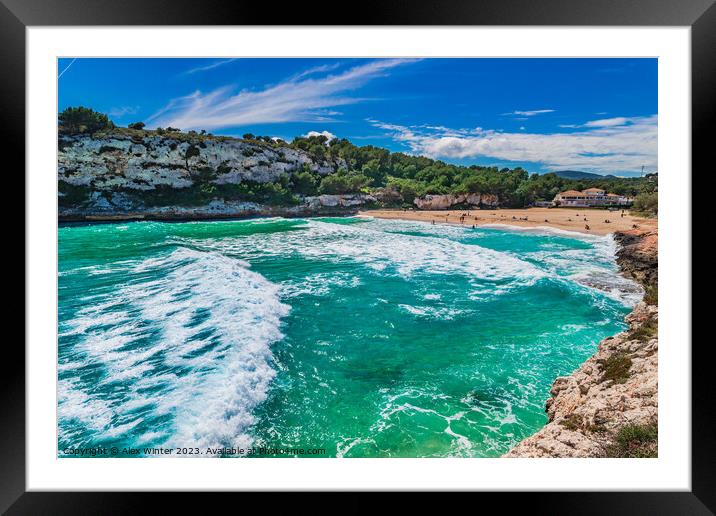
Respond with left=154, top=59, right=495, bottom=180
left=358, top=207, right=657, bottom=236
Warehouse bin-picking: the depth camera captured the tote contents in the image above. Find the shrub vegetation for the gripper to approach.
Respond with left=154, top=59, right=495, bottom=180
left=605, top=423, right=658, bottom=458
left=598, top=352, right=633, bottom=384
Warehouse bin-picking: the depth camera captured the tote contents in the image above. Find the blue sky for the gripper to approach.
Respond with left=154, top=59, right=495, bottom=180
left=58, top=57, right=657, bottom=176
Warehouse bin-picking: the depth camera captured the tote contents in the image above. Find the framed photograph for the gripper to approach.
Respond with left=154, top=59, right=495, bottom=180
left=7, top=0, right=712, bottom=511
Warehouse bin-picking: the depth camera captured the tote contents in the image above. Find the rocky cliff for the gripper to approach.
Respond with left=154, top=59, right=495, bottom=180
left=58, top=132, right=380, bottom=220
left=412, top=193, right=499, bottom=210
left=614, top=230, right=658, bottom=287
left=59, top=132, right=343, bottom=191
left=505, top=229, right=658, bottom=458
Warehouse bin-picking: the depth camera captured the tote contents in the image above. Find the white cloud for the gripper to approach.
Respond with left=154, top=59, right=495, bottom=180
left=370, top=115, right=657, bottom=174
left=503, top=109, right=555, bottom=117
left=149, top=59, right=416, bottom=131
left=305, top=130, right=336, bottom=141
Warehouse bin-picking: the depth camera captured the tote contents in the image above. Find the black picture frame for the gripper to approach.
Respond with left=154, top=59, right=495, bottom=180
left=4, top=0, right=711, bottom=512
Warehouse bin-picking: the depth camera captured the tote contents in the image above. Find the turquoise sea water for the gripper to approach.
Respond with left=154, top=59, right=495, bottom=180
left=58, top=217, right=640, bottom=458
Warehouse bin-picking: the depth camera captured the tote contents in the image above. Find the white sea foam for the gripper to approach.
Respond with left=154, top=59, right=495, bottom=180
left=191, top=219, right=545, bottom=288
left=58, top=247, right=289, bottom=453
left=368, top=388, right=474, bottom=457
left=525, top=235, right=642, bottom=306
left=479, top=223, right=606, bottom=241
left=279, top=272, right=362, bottom=299
left=398, top=304, right=469, bottom=320
left=181, top=216, right=639, bottom=308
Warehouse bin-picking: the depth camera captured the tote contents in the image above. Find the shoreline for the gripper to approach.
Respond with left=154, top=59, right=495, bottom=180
left=57, top=208, right=362, bottom=225
left=58, top=207, right=658, bottom=239
left=358, top=207, right=657, bottom=236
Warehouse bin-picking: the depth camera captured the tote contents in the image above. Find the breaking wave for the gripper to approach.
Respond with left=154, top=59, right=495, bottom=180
left=58, top=247, right=289, bottom=453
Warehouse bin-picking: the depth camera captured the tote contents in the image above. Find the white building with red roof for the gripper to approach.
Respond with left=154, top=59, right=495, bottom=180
left=553, top=188, right=631, bottom=207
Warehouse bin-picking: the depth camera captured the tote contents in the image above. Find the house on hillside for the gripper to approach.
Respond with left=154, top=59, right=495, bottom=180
left=552, top=188, right=632, bottom=207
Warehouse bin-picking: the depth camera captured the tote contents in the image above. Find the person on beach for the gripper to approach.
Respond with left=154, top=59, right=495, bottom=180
left=585, top=224, right=590, bottom=230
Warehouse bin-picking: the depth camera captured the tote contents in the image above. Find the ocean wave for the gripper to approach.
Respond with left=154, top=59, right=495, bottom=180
left=188, top=219, right=546, bottom=288
left=58, top=247, right=289, bottom=453
left=479, top=223, right=607, bottom=241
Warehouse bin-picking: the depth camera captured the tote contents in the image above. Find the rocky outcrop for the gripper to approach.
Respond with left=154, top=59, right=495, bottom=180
left=371, top=186, right=404, bottom=205
left=505, top=228, right=658, bottom=458
left=614, top=229, right=658, bottom=287
left=413, top=193, right=499, bottom=210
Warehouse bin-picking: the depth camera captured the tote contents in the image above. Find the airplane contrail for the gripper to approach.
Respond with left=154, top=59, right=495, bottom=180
left=58, top=58, right=77, bottom=79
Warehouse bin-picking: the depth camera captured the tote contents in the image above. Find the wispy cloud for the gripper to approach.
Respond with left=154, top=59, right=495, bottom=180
left=150, top=59, right=416, bottom=131
left=560, top=117, right=632, bottom=129
left=108, top=106, right=139, bottom=118
left=370, top=115, right=657, bottom=173
left=290, top=63, right=341, bottom=81
left=180, top=58, right=238, bottom=76
left=583, top=117, right=630, bottom=128
left=502, top=109, right=555, bottom=117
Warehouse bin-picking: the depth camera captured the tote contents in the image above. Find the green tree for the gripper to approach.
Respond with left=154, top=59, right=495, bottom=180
left=184, top=144, right=201, bottom=169
left=318, top=172, right=370, bottom=195
left=291, top=170, right=319, bottom=196
left=632, top=192, right=658, bottom=216
left=128, top=121, right=145, bottom=130
left=58, top=106, right=113, bottom=134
